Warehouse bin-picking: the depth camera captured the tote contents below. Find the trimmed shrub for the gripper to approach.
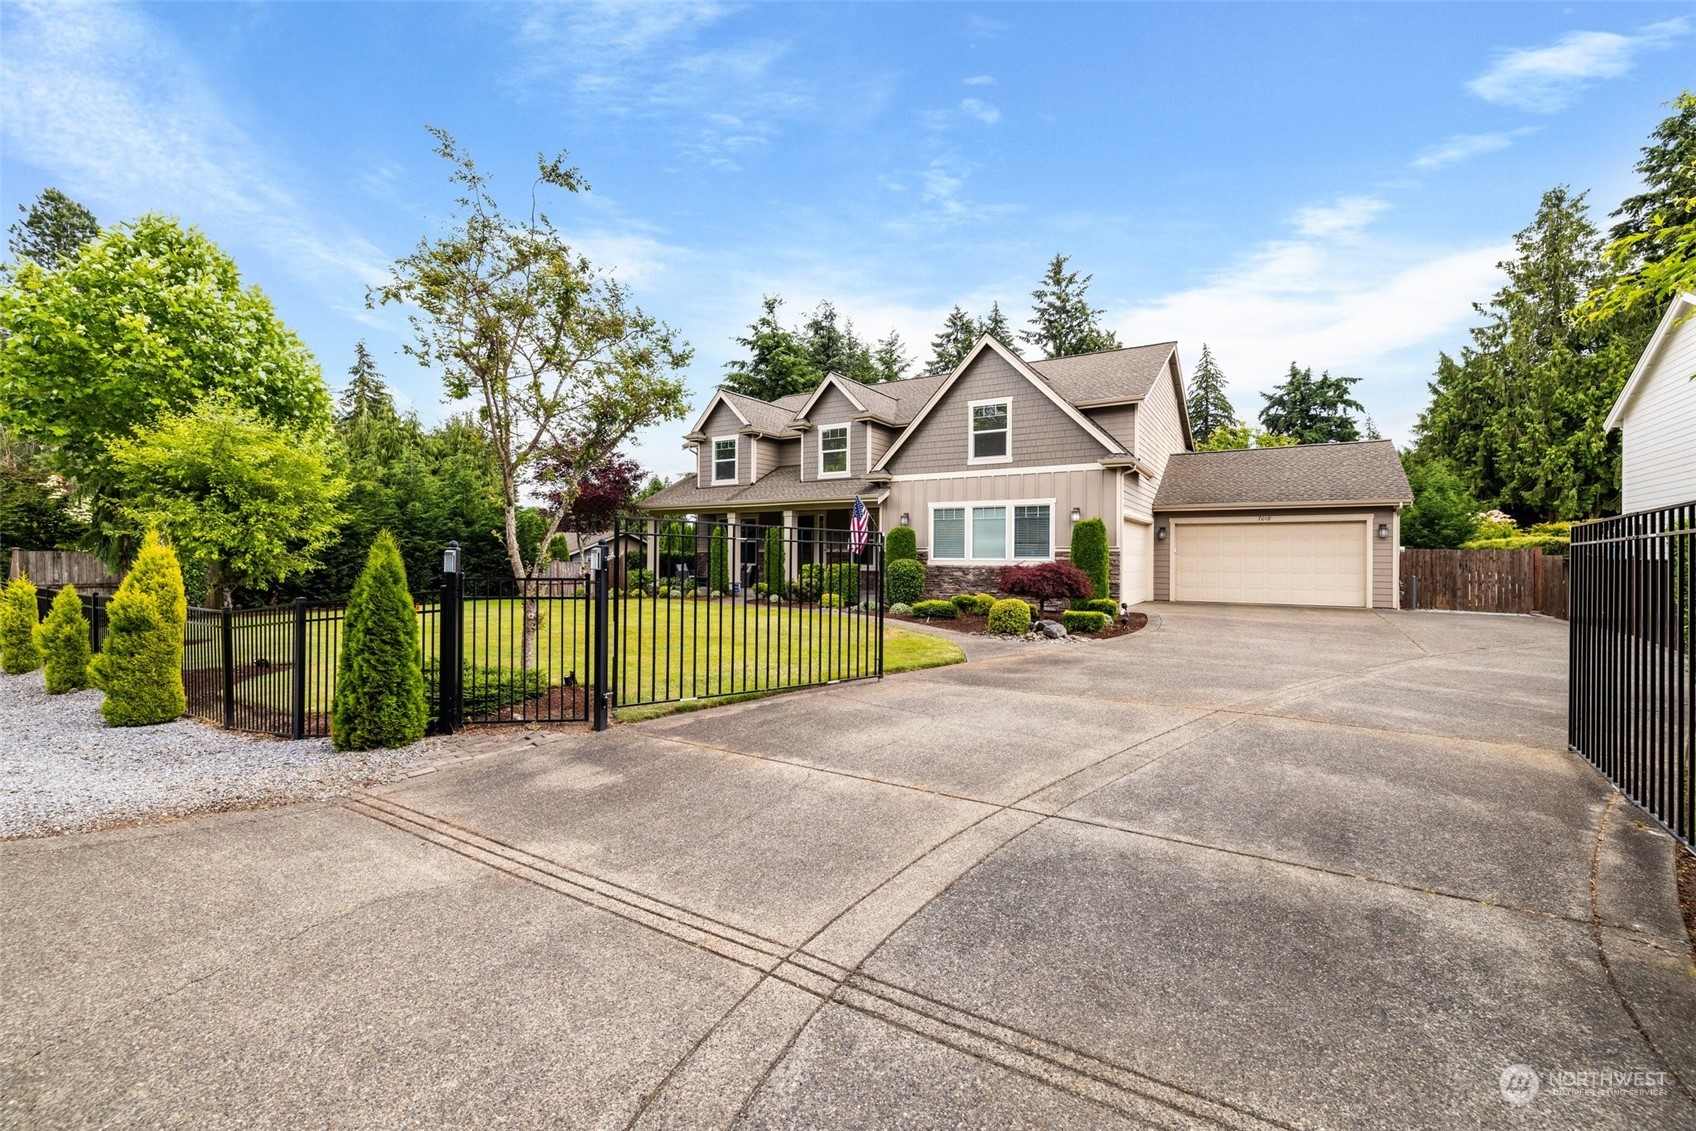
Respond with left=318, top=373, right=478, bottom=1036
left=0, top=575, right=43, bottom=674
left=40, top=584, right=91, bottom=693
left=95, top=585, right=186, bottom=726
left=1070, top=597, right=1120, bottom=616
left=1061, top=610, right=1111, bottom=634
left=425, top=662, right=548, bottom=718
left=950, top=592, right=994, bottom=615
left=886, top=558, right=926, bottom=605
left=628, top=568, right=655, bottom=591
left=886, top=525, right=918, bottom=561
left=126, top=529, right=186, bottom=635
left=889, top=602, right=914, bottom=616
left=821, top=562, right=859, bottom=604
left=911, top=599, right=957, bottom=619
left=763, top=526, right=787, bottom=597
left=331, top=530, right=427, bottom=751
left=795, top=564, right=820, bottom=601
left=987, top=597, right=1031, bottom=636
left=820, top=592, right=841, bottom=609
left=1000, top=561, right=1093, bottom=614
left=1070, top=518, right=1110, bottom=599
left=709, top=526, right=730, bottom=594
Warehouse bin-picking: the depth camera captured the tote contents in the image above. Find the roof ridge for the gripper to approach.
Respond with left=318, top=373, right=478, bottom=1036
left=1176, top=438, right=1396, bottom=456
left=1028, top=341, right=1178, bottom=364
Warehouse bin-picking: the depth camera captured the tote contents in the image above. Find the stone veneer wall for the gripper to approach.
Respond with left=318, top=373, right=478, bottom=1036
left=918, top=550, right=1120, bottom=603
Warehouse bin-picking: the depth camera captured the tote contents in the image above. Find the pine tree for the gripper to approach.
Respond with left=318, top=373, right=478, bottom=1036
left=723, top=295, right=821, bottom=400
left=330, top=530, right=427, bottom=751
left=929, top=306, right=982, bottom=372
left=1610, top=91, right=1695, bottom=266
left=872, top=332, right=911, bottom=382
left=980, top=301, right=1013, bottom=347
left=1186, top=344, right=1235, bottom=443
left=40, top=583, right=91, bottom=693
left=7, top=188, right=99, bottom=267
left=1259, top=364, right=1365, bottom=444
left=1021, top=254, right=1121, bottom=359
left=0, top=575, right=42, bottom=674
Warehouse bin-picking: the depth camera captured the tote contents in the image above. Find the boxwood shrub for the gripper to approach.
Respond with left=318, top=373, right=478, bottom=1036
left=821, top=562, right=860, bottom=604
left=910, top=599, right=957, bottom=619
left=1070, top=597, right=1120, bottom=616
left=889, top=602, right=913, bottom=616
left=950, top=592, right=995, bottom=616
left=1061, top=610, right=1111, bottom=633
left=986, top=598, right=1031, bottom=636
left=886, top=558, right=926, bottom=605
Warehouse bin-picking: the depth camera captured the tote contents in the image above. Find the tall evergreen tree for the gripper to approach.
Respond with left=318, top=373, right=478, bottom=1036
left=722, top=295, right=821, bottom=400
left=7, top=188, right=99, bottom=268
left=1021, top=254, right=1121, bottom=358
left=872, top=331, right=911, bottom=382
left=980, top=301, right=1013, bottom=346
left=1258, top=364, right=1365, bottom=444
left=1185, top=344, right=1235, bottom=443
left=1586, top=91, right=1696, bottom=326
left=929, top=306, right=982, bottom=372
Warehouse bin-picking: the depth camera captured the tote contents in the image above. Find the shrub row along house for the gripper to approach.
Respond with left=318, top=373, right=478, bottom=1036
left=641, top=336, right=1412, bottom=609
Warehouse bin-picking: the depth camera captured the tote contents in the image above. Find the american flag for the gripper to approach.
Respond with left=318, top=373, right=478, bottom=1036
left=850, top=495, right=870, bottom=556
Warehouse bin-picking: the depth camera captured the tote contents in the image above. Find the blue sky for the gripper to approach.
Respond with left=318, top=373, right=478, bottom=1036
left=3, top=2, right=1691, bottom=479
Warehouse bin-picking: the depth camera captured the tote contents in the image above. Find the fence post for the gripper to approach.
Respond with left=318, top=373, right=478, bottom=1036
left=593, top=538, right=611, bottom=731
left=291, top=597, right=307, bottom=740
left=439, top=542, right=463, bottom=735
left=89, top=592, right=104, bottom=654
left=221, top=606, right=235, bottom=729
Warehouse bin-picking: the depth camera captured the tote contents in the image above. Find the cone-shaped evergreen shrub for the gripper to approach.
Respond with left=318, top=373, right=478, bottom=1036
left=886, top=525, right=917, bottom=561
left=1070, top=518, right=1110, bottom=599
left=762, top=526, right=787, bottom=596
left=40, top=584, right=92, bottom=693
left=331, top=530, right=427, bottom=751
left=96, top=582, right=187, bottom=726
left=709, top=526, right=730, bottom=593
left=127, top=530, right=188, bottom=633
left=0, top=576, right=43, bottom=674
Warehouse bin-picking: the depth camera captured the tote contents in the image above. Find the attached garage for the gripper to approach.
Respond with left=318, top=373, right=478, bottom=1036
left=1151, top=442, right=1413, bottom=610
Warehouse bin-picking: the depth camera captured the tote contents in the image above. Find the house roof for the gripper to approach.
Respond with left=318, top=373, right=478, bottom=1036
left=639, top=468, right=887, bottom=512
left=1027, top=342, right=1178, bottom=405
left=1604, top=291, right=1695, bottom=432
left=1154, top=440, right=1412, bottom=509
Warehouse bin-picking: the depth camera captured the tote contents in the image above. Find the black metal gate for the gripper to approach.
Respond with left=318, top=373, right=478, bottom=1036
left=435, top=573, right=594, bottom=729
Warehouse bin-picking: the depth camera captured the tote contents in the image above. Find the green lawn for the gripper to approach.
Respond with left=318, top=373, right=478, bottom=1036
left=197, top=597, right=963, bottom=718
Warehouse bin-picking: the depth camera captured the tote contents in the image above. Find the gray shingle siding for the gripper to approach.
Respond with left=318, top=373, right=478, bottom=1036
left=697, top=403, right=749, bottom=484
left=799, top=386, right=862, bottom=481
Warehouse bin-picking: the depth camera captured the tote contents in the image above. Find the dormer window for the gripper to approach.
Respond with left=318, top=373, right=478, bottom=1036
left=969, top=399, right=1010, bottom=464
left=712, top=437, right=738, bottom=484
left=819, top=424, right=849, bottom=477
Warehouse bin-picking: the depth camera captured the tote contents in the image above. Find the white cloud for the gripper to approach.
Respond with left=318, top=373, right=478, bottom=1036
left=1292, top=196, right=1390, bottom=239
left=1411, top=129, right=1537, bottom=171
left=963, top=75, right=995, bottom=86
left=1466, top=18, right=1688, bottom=112
left=0, top=0, right=390, bottom=294
left=958, top=98, right=1001, bottom=125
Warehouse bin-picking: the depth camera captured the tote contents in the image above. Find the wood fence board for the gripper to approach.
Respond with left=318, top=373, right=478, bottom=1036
left=1401, top=547, right=1567, bottom=619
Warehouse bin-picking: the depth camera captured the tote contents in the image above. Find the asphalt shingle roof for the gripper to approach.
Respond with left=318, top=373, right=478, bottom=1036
left=640, top=468, right=886, bottom=511
left=1154, top=440, right=1413, bottom=509
left=1027, top=342, right=1177, bottom=404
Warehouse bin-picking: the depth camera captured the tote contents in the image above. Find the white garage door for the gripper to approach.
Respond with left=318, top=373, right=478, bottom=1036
left=1172, top=520, right=1368, bottom=608
left=1121, top=520, right=1152, bottom=606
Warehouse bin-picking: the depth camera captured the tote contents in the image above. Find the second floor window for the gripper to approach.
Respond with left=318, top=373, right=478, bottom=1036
left=971, top=400, right=1010, bottom=462
left=819, top=425, right=849, bottom=476
left=713, top=438, right=738, bottom=484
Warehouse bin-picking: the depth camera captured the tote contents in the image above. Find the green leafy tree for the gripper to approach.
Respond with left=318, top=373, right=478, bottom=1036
left=636, top=474, right=667, bottom=501
left=331, top=531, right=428, bottom=751
left=1186, top=344, right=1235, bottom=443
left=0, top=215, right=331, bottom=558
left=6, top=188, right=99, bottom=268
left=885, top=525, right=917, bottom=561
left=1021, top=254, right=1121, bottom=359
left=1259, top=364, right=1364, bottom=444
left=929, top=306, right=982, bottom=372
left=723, top=295, right=822, bottom=400
left=107, top=398, right=347, bottom=607
left=1193, top=421, right=1299, bottom=451
left=90, top=533, right=185, bottom=726
left=39, top=583, right=91, bottom=693
left=1400, top=458, right=1482, bottom=548
left=373, top=129, right=691, bottom=668
left=0, top=459, right=87, bottom=551
left=708, top=526, right=729, bottom=592
left=0, top=575, right=42, bottom=674
left=1069, top=518, right=1110, bottom=600
left=762, top=526, right=787, bottom=597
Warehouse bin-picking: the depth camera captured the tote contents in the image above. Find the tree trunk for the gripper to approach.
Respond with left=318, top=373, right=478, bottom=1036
left=521, top=582, right=540, bottom=673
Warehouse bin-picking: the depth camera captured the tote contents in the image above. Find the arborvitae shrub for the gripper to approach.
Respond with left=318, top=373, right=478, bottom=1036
left=762, top=526, right=787, bottom=597
left=40, top=584, right=92, bottom=693
left=709, top=527, right=730, bottom=593
left=1070, top=518, right=1110, bottom=599
left=331, top=530, right=427, bottom=751
left=1, top=576, right=43, bottom=674
left=96, top=585, right=186, bottom=726
left=886, top=525, right=917, bottom=561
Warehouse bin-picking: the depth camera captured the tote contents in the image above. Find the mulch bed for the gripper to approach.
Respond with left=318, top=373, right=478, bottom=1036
left=471, top=682, right=591, bottom=724
left=890, top=609, right=1148, bottom=640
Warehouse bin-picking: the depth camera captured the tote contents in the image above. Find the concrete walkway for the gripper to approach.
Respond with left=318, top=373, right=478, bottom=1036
left=3, top=605, right=1691, bottom=1129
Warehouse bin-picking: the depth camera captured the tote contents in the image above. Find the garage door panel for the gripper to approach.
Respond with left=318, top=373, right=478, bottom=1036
left=1172, top=521, right=1367, bottom=608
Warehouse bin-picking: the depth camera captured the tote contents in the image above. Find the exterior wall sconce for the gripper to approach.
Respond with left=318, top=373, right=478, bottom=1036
left=442, top=541, right=461, bottom=574
left=1377, top=523, right=1390, bottom=540
left=1070, top=506, right=1082, bottom=522
left=899, top=512, right=910, bottom=527
left=1155, top=526, right=1168, bottom=541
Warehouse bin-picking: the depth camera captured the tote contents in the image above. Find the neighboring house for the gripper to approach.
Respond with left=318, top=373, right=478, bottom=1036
left=538, top=530, right=647, bottom=582
left=641, top=335, right=1412, bottom=608
left=1604, top=291, right=1696, bottom=514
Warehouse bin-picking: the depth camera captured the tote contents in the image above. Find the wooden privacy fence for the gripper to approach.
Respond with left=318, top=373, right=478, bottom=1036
left=1400, top=548, right=1569, bottom=619
left=6, top=549, right=120, bottom=592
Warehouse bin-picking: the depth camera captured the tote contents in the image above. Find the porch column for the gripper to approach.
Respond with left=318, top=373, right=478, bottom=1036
left=725, top=511, right=739, bottom=592
left=782, top=509, right=797, bottom=583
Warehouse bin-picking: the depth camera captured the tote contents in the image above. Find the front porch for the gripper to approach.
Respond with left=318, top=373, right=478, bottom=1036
left=635, top=508, right=881, bottom=594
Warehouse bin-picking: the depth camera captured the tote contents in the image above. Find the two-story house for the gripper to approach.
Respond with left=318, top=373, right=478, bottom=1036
left=641, top=335, right=1411, bottom=609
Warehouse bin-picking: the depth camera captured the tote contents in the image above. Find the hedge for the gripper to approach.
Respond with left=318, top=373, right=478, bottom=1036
left=886, top=525, right=918, bottom=561
left=1070, top=597, right=1119, bottom=616
left=886, top=558, right=926, bottom=605
left=762, top=526, right=787, bottom=596
left=40, top=584, right=91, bottom=693
left=1061, top=610, right=1111, bottom=633
left=1070, top=517, right=1110, bottom=599
left=986, top=598, right=1031, bottom=635
left=0, top=575, right=42, bottom=675
left=911, top=599, right=957, bottom=619
left=331, top=530, right=427, bottom=751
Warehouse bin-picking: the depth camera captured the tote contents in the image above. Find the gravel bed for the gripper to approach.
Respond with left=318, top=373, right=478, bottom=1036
left=0, top=671, right=430, bottom=839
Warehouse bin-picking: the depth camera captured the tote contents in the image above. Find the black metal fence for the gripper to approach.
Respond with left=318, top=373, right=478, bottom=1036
left=1569, top=501, right=1694, bottom=850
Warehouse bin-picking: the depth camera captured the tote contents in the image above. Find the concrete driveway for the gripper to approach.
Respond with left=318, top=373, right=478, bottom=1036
left=4, top=605, right=1692, bottom=1129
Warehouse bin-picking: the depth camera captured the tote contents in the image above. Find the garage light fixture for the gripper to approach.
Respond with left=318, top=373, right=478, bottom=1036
left=1070, top=506, right=1082, bottom=523
left=1156, top=526, right=1167, bottom=541
left=1377, top=523, right=1390, bottom=540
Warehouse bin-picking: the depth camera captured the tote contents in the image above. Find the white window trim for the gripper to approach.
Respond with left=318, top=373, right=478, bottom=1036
left=711, top=435, right=739, bottom=485
left=966, top=397, right=1013, bottom=466
left=817, top=422, right=851, bottom=479
left=927, top=498, right=1055, bottom=565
